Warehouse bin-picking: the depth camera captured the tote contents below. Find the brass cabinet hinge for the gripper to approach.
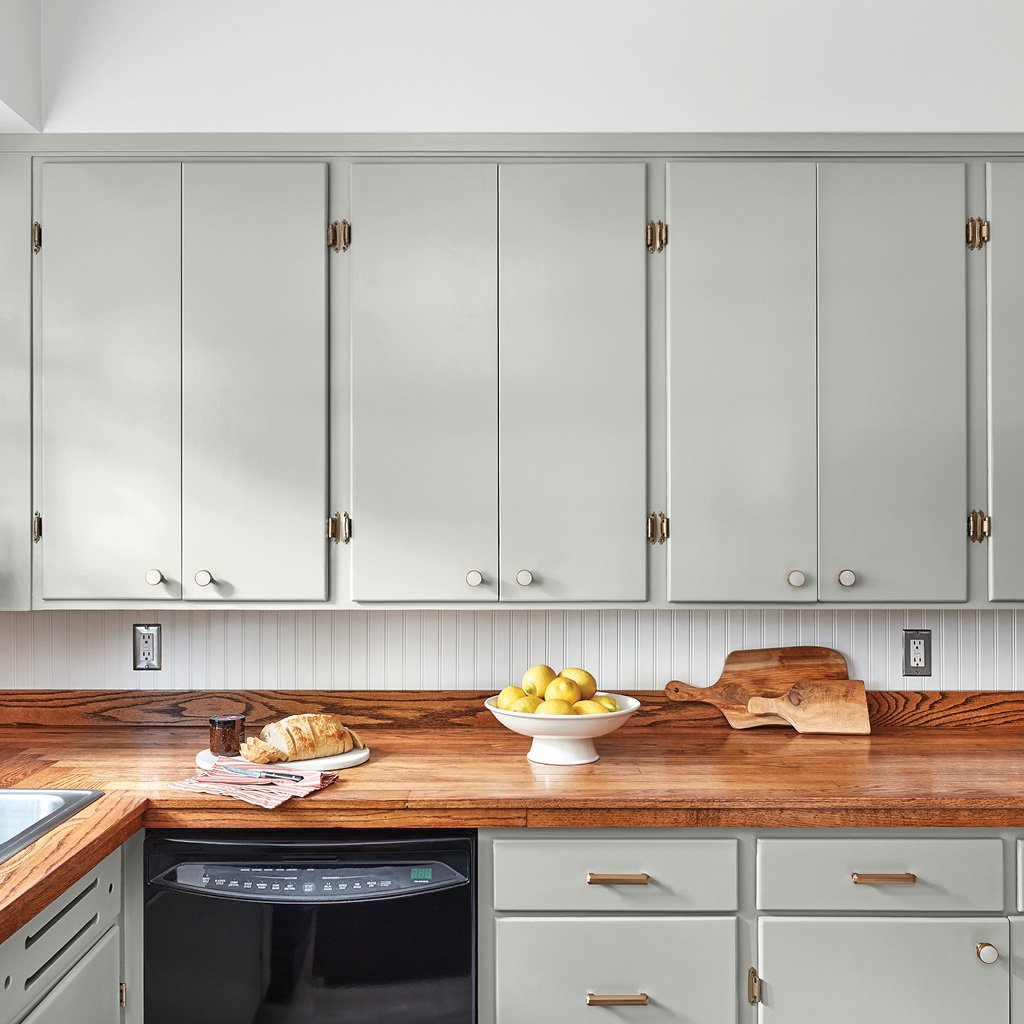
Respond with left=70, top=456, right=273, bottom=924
left=747, top=967, right=762, bottom=1005
left=646, top=511, right=669, bottom=544
left=968, top=508, right=991, bottom=543
left=327, top=511, right=351, bottom=544
left=646, top=220, right=667, bottom=253
left=967, top=217, right=990, bottom=251
left=119, top=982, right=127, bottom=1009
left=328, top=220, right=351, bottom=253
left=31, top=222, right=41, bottom=254
left=31, top=511, right=42, bottom=543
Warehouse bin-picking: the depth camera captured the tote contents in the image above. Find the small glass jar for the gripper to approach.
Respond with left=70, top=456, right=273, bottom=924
left=209, top=714, right=246, bottom=756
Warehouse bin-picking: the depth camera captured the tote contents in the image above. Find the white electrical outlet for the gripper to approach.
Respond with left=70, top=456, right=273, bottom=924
left=133, top=624, right=162, bottom=671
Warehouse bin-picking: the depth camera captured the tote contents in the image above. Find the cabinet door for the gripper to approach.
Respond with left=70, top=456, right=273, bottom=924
left=38, top=162, right=182, bottom=600
left=0, top=156, right=31, bottom=610
left=987, top=162, right=1024, bottom=600
left=496, top=916, right=736, bottom=1023
left=181, top=163, right=328, bottom=601
left=818, top=163, right=967, bottom=601
left=22, top=925, right=120, bottom=1024
left=759, top=917, right=1008, bottom=1023
left=499, top=163, right=647, bottom=601
left=667, top=162, right=817, bottom=602
left=350, top=163, right=498, bottom=601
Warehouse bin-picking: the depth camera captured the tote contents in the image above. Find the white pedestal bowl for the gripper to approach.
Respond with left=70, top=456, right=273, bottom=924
left=484, top=692, right=641, bottom=765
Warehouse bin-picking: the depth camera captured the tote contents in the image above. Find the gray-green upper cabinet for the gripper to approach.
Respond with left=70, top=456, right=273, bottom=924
left=987, top=162, right=1024, bottom=601
left=498, top=163, right=647, bottom=601
left=36, top=162, right=183, bottom=600
left=349, top=163, right=499, bottom=601
left=0, top=155, right=32, bottom=611
left=666, top=162, right=818, bottom=602
left=36, top=160, right=329, bottom=603
left=817, top=163, right=967, bottom=602
left=181, top=163, right=329, bottom=601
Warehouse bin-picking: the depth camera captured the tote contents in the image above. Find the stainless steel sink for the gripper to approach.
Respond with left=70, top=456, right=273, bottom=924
left=0, top=789, right=103, bottom=864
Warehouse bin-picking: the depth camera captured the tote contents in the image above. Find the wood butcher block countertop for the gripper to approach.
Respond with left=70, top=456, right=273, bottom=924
left=2, top=687, right=1024, bottom=942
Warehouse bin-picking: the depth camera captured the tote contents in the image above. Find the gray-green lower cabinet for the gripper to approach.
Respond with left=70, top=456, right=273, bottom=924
left=758, top=917, right=1009, bottom=1023
left=495, top=916, right=737, bottom=1022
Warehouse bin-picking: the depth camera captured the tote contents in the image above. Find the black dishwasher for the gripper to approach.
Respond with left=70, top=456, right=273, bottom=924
left=144, top=830, right=475, bottom=1024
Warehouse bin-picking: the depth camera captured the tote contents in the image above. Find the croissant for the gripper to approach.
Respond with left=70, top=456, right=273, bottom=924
left=239, top=714, right=365, bottom=764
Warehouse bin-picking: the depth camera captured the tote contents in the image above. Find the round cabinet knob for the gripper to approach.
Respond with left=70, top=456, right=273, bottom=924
left=515, top=569, right=534, bottom=587
left=837, top=569, right=857, bottom=588
left=145, top=569, right=165, bottom=586
left=977, top=943, right=999, bottom=964
left=465, top=570, right=484, bottom=588
left=786, top=569, right=807, bottom=588
left=194, top=570, right=215, bottom=587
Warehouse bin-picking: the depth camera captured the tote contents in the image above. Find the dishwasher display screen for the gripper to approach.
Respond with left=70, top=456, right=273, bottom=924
left=152, top=860, right=465, bottom=902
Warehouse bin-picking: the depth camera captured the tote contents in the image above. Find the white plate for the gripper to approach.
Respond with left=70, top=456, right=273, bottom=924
left=195, top=746, right=370, bottom=771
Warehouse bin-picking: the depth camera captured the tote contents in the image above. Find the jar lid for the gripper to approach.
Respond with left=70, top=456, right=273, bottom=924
left=209, top=714, right=246, bottom=728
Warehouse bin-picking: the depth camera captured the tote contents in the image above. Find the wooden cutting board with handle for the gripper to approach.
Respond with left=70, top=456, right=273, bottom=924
left=664, top=646, right=851, bottom=729
left=747, top=679, right=871, bottom=734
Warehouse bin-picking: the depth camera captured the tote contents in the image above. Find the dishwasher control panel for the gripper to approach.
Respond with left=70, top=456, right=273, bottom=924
left=154, top=861, right=466, bottom=901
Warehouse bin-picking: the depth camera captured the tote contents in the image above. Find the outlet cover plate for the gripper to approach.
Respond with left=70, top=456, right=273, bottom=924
left=133, top=623, right=162, bottom=671
left=902, top=628, right=931, bottom=677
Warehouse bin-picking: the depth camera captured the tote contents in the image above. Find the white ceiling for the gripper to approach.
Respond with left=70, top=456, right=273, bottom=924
left=3, top=0, right=1024, bottom=133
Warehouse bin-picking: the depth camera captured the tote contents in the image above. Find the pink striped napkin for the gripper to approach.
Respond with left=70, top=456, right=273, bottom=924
left=168, top=756, right=339, bottom=808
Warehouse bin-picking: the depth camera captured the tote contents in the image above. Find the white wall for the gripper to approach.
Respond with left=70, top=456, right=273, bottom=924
left=0, top=608, right=1018, bottom=691
left=0, top=0, right=40, bottom=130
left=36, top=0, right=1024, bottom=133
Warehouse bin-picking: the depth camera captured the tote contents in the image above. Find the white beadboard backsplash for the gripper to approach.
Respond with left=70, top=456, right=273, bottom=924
left=0, top=609, right=1019, bottom=691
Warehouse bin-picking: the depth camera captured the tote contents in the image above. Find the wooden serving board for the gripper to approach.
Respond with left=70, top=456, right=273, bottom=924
left=747, top=680, right=871, bottom=734
left=665, top=646, right=851, bottom=729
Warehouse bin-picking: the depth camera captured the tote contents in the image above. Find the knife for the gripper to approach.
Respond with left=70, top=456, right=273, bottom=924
left=223, top=765, right=305, bottom=782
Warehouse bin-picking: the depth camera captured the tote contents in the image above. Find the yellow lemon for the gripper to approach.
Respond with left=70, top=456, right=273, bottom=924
left=593, top=695, right=619, bottom=712
left=572, top=700, right=610, bottom=715
left=495, top=686, right=526, bottom=710
left=521, top=664, right=558, bottom=697
left=509, top=695, right=543, bottom=714
left=544, top=677, right=582, bottom=704
left=535, top=699, right=574, bottom=715
left=560, top=667, right=598, bottom=700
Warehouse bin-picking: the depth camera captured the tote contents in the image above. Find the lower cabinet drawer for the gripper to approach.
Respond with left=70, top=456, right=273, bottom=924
left=492, top=838, right=738, bottom=911
left=757, top=838, right=1003, bottom=911
left=495, top=916, right=737, bottom=1023
left=758, top=917, right=1009, bottom=1024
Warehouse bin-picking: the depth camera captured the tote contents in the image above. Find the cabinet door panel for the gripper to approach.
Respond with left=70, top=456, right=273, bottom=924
left=182, top=163, right=328, bottom=601
left=818, top=163, right=967, bottom=601
left=499, top=163, right=647, bottom=601
left=759, top=917, right=1008, bottom=1023
left=350, top=163, right=498, bottom=601
left=22, top=925, right=120, bottom=1024
left=39, top=162, right=182, bottom=600
left=496, top=916, right=736, bottom=1023
left=987, top=162, right=1024, bottom=600
left=667, top=162, right=817, bottom=601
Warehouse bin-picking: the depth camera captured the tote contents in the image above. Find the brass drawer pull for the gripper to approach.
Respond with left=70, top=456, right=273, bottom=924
left=851, top=872, right=917, bottom=885
left=586, top=993, right=650, bottom=1007
left=586, top=872, right=651, bottom=885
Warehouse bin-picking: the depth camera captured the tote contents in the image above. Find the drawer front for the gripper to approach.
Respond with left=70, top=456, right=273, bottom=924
left=759, top=917, right=1009, bottom=1024
left=493, top=839, right=738, bottom=911
left=757, top=838, right=1003, bottom=911
left=496, top=916, right=736, bottom=1023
